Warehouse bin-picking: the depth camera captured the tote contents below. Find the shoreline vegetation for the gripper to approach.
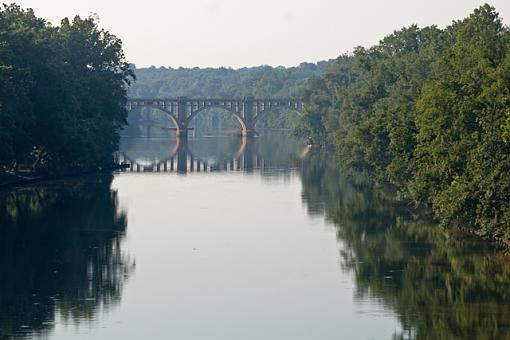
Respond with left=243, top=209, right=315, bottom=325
left=0, top=4, right=134, bottom=183
left=0, top=164, right=129, bottom=191
left=296, top=4, right=510, bottom=247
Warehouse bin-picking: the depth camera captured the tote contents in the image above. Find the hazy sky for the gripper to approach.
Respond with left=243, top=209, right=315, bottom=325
left=14, top=0, right=510, bottom=68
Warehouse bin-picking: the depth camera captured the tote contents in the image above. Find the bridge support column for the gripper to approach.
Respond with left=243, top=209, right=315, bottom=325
left=176, top=137, right=189, bottom=174
left=242, top=128, right=257, bottom=137
left=242, top=97, right=257, bottom=137
left=176, top=96, right=189, bottom=138
left=176, top=127, right=188, bottom=137
left=243, top=140, right=254, bottom=171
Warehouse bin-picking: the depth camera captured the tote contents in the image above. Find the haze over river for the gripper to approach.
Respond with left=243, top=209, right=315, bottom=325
left=1, top=135, right=509, bottom=340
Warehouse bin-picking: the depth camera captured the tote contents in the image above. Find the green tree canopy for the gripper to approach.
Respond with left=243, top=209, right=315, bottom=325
left=297, top=4, right=510, bottom=239
left=0, top=4, right=134, bottom=173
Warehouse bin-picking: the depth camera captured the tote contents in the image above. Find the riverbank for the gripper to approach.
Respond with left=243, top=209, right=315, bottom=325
left=455, top=224, right=510, bottom=251
left=0, top=164, right=130, bottom=191
left=334, top=161, right=510, bottom=251
left=378, top=182, right=510, bottom=250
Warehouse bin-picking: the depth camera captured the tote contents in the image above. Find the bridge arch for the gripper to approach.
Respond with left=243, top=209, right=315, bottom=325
left=185, top=105, right=248, bottom=135
left=128, top=103, right=180, bottom=130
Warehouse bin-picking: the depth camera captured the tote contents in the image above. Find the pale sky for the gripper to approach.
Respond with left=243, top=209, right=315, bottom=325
left=14, top=0, right=510, bottom=68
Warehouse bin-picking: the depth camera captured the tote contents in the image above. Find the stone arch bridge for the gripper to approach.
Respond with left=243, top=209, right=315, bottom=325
left=126, top=97, right=303, bottom=137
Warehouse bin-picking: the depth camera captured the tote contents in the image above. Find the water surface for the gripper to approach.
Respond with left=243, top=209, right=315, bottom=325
left=1, top=135, right=509, bottom=340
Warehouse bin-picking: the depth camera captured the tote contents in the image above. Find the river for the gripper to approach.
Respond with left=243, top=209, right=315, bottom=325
left=1, top=135, right=509, bottom=340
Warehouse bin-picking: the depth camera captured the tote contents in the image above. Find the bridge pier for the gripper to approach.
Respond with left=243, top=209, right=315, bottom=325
left=176, top=129, right=188, bottom=137
left=242, top=128, right=257, bottom=137
left=243, top=140, right=255, bottom=171
left=177, top=137, right=189, bottom=174
left=176, top=96, right=189, bottom=138
left=241, top=97, right=257, bottom=138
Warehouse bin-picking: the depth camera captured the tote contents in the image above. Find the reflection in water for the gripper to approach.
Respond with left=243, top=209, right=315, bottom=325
left=300, top=151, right=510, bottom=340
left=2, top=135, right=510, bottom=340
left=0, top=176, right=133, bottom=340
left=116, top=135, right=303, bottom=175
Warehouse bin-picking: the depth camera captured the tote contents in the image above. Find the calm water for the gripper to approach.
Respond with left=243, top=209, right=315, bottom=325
left=1, top=135, right=510, bottom=340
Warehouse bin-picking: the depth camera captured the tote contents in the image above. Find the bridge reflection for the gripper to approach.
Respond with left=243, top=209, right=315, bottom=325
left=115, top=136, right=291, bottom=174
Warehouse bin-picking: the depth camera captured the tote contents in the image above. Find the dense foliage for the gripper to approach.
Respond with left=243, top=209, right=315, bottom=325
left=0, top=4, right=133, bottom=174
left=125, top=62, right=331, bottom=136
left=298, top=5, right=510, bottom=239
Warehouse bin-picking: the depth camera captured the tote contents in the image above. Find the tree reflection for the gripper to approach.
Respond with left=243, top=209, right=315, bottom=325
left=0, top=176, right=133, bottom=340
left=300, top=152, right=510, bottom=340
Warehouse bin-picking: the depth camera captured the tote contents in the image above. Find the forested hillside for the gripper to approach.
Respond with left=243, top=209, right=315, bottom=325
left=297, top=4, right=510, bottom=241
left=129, top=62, right=331, bottom=98
left=124, top=62, right=332, bottom=135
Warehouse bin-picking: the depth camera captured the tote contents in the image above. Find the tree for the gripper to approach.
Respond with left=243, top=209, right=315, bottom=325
left=297, top=4, right=510, bottom=237
left=0, top=4, right=134, bottom=174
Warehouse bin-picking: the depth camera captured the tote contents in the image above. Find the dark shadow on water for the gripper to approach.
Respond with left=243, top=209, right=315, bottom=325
left=0, top=176, right=133, bottom=340
left=299, top=151, right=510, bottom=340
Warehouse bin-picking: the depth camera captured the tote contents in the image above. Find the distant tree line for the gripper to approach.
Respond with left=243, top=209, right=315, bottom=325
left=129, top=62, right=332, bottom=98
left=125, top=62, right=331, bottom=135
left=297, top=5, right=510, bottom=239
left=0, top=4, right=133, bottom=174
